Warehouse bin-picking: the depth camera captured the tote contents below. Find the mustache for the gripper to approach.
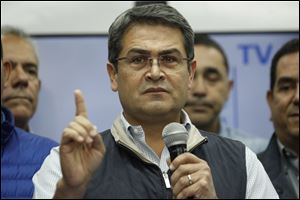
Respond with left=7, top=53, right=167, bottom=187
left=141, top=84, right=170, bottom=94
left=289, top=105, right=299, bottom=115
left=289, top=110, right=299, bottom=117
left=185, top=99, right=214, bottom=109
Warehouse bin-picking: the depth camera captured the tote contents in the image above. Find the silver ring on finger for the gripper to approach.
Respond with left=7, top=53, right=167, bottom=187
left=187, top=174, right=193, bottom=185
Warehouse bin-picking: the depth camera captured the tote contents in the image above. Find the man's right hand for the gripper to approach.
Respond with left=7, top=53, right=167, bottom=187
left=54, top=90, right=106, bottom=198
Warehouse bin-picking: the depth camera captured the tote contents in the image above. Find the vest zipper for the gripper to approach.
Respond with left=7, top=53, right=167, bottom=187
left=117, top=141, right=173, bottom=198
left=162, top=171, right=171, bottom=188
left=189, top=136, right=208, bottom=152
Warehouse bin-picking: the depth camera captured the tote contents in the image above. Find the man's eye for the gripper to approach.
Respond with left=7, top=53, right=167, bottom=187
left=279, top=85, right=291, bottom=91
left=205, top=72, right=221, bottom=82
left=161, top=55, right=178, bottom=63
left=130, top=56, right=147, bottom=64
left=28, top=69, right=37, bottom=75
left=25, top=65, right=38, bottom=76
left=207, top=73, right=218, bottom=80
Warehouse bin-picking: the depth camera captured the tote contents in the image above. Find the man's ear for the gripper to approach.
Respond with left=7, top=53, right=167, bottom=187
left=224, top=79, right=234, bottom=99
left=266, top=90, right=274, bottom=121
left=188, top=60, right=196, bottom=90
left=228, top=80, right=233, bottom=91
left=38, top=79, right=42, bottom=91
left=107, top=63, right=118, bottom=92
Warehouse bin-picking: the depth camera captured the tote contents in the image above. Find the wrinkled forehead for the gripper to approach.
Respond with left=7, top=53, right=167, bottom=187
left=276, top=52, right=299, bottom=79
left=2, top=35, right=39, bottom=64
left=121, top=23, right=186, bottom=56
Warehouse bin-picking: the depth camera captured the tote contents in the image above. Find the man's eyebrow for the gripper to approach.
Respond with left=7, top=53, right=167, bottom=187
left=158, top=48, right=182, bottom=56
left=204, top=67, right=221, bottom=74
left=277, top=77, right=296, bottom=85
left=6, top=60, right=38, bottom=68
left=23, top=62, right=38, bottom=68
left=127, top=48, right=151, bottom=55
left=126, top=48, right=184, bottom=57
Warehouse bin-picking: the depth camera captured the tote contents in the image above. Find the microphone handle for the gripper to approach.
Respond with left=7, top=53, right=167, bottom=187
left=168, top=144, right=193, bottom=199
left=169, top=144, right=187, bottom=161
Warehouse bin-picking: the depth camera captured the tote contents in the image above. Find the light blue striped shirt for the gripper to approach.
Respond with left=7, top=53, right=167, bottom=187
left=119, top=110, right=192, bottom=173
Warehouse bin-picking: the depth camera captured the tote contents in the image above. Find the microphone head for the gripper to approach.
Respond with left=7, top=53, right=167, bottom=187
left=162, top=122, right=188, bottom=148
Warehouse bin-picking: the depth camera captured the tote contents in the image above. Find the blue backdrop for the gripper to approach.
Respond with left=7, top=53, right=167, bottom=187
left=29, top=33, right=298, bottom=142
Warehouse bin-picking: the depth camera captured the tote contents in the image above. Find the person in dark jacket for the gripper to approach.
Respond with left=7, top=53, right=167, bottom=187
left=258, top=38, right=299, bottom=199
left=1, top=40, right=58, bottom=199
left=33, top=4, right=278, bottom=199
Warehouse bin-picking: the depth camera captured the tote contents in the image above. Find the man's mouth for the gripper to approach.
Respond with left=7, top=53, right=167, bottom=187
left=144, top=87, right=168, bottom=94
left=4, top=96, right=32, bottom=103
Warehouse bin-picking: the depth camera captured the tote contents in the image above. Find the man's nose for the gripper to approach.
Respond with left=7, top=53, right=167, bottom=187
left=10, top=65, right=29, bottom=88
left=191, top=76, right=208, bottom=97
left=146, top=58, right=165, bottom=81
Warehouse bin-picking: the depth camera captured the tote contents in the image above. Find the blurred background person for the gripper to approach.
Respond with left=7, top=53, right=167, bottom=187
left=259, top=38, right=299, bottom=199
left=184, top=34, right=268, bottom=153
left=1, top=25, right=41, bottom=132
left=1, top=38, right=58, bottom=198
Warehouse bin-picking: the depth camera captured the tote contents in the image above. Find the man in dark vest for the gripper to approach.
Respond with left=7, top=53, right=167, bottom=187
left=259, top=38, right=299, bottom=199
left=32, top=4, right=278, bottom=199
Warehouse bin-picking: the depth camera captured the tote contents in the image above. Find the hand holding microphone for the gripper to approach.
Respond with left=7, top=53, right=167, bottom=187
left=55, top=90, right=106, bottom=198
left=162, top=123, right=217, bottom=199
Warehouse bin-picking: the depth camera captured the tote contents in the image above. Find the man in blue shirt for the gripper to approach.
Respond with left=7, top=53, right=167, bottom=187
left=1, top=40, right=58, bottom=198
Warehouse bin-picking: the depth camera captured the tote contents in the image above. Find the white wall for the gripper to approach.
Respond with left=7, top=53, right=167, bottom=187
left=1, top=1, right=299, bottom=34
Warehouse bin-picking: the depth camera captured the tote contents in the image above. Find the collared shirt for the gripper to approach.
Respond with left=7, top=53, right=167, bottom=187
left=119, top=111, right=278, bottom=198
left=120, top=110, right=191, bottom=172
left=220, top=125, right=268, bottom=154
left=32, top=111, right=278, bottom=199
left=277, top=139, right=299, bottom=198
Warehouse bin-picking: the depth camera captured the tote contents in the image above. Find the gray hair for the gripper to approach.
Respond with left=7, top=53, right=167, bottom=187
left=108, top=4, right=194, bottom=71
left=1, top=25, right=39, bottom=64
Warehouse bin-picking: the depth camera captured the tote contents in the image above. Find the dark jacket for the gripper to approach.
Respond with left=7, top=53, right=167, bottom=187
left=258, top=133, right=298, bottom=199
left=84, top=117, right=246, bottom=199
left=1, top=107, right=58, bottom=199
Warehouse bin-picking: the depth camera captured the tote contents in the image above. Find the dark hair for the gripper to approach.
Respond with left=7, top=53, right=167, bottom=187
left=270, top=38, right=299, bottom=90
left=194, top=33, right=229, bottom=73
left=135, top=1, right=167, bottom=7
left=108, top=4, right=194, bottom=71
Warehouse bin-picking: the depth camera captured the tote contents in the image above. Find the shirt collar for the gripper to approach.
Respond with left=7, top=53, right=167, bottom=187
left=120, top=109, right=192, bottom=138
left=277, top=138, right=298, bottom=159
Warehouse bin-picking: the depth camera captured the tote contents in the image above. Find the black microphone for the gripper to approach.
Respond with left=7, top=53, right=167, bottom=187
left=162, top=123, right=195, bottom=199
left=162, top=122, right=188, bottom=161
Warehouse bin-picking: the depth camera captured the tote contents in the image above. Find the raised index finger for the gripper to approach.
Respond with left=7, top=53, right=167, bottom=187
left=74, top=89, right=88, bottom=118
